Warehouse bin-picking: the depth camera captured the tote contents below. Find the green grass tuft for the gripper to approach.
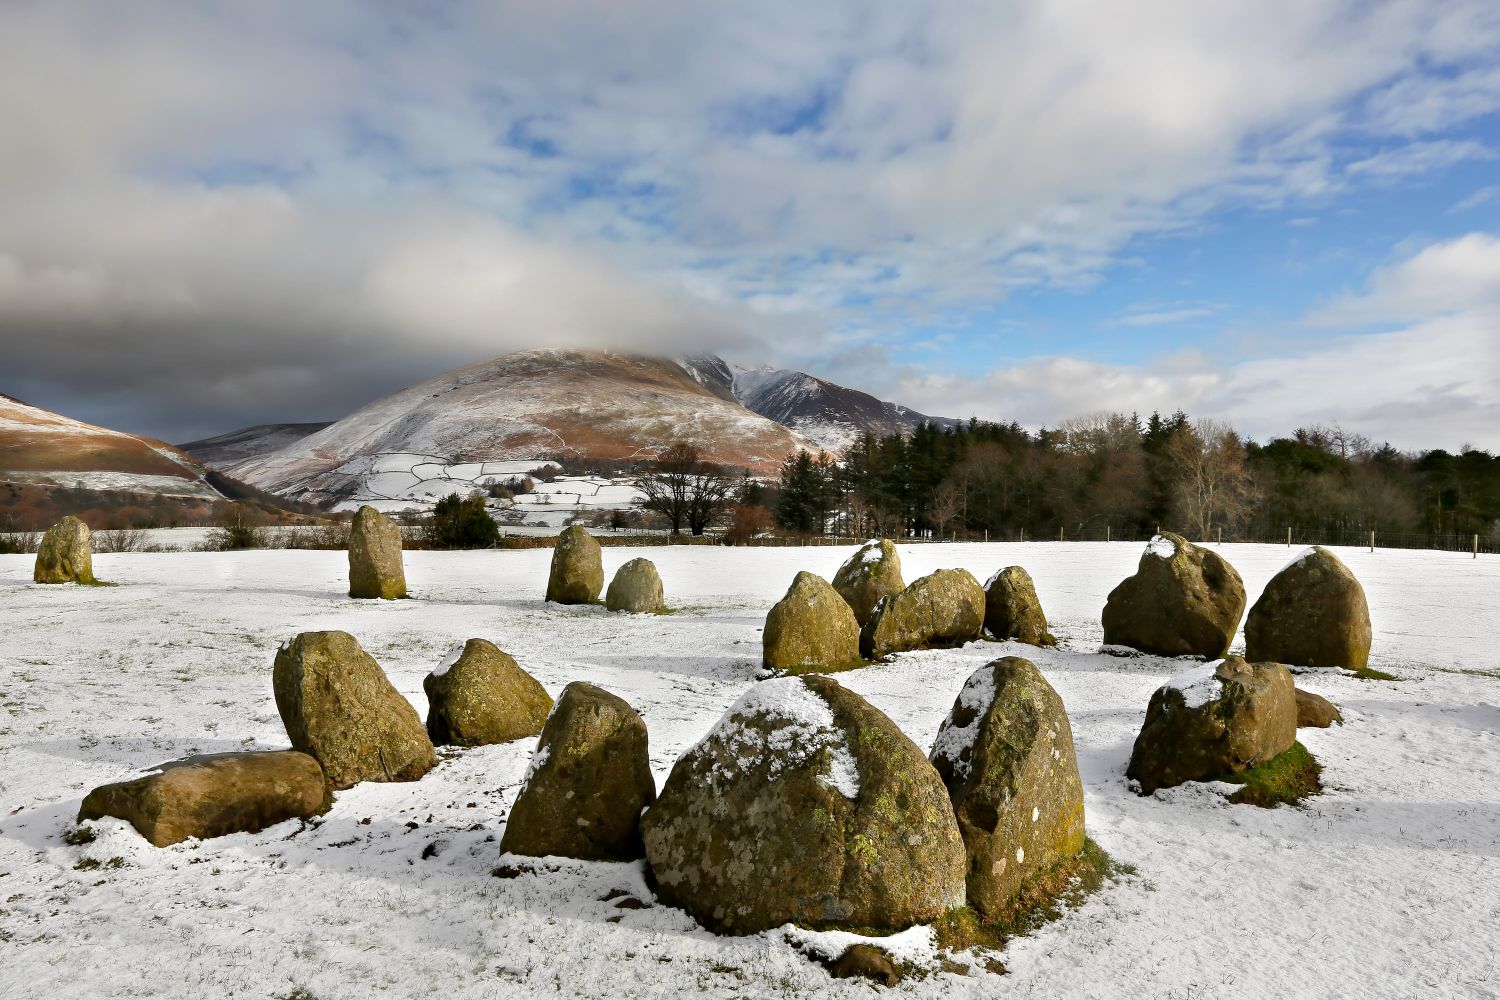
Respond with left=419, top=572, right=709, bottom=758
left=1345, top=665, right=1400, bottom=682
left=1217, top=741, right=1323, bottom=808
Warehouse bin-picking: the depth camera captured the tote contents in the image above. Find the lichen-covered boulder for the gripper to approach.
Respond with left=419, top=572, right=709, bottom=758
left=272, top=631, right=436, bottom=790
left=762, top=571, right=862, bottom=674
left=641, top=675, right=966, bottom=935
left=1126, top=656, right=1297, bottom=795
left=832, top=539, right=905, bottom=626
left=499, top=682, right=655, bottom=861
left=1245, top=546, right=1372, bottom=670
left=1295, top=688, right=1343, bottom=728
left=983, top=566, right=1055, bottom=647
left=605, top=557, right=665, bottom=613
left=423, top=639, right=552, bottom=747
left=78, top=751, right=327, bottom=847
left=930, top=657, right=1085, bottom=915
left=348, top=505, right=406, bottom=599
left=861, top=568, right=985, bottom=660
left=34, top=515, right=94, bottom=584
left=1102, top=533, right=1245, bottom=658
left=546, top=525, right=604, bottom=604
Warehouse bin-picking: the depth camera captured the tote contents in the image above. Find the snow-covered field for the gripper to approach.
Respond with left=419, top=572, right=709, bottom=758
left=1, top=542, right=1497, bottom=999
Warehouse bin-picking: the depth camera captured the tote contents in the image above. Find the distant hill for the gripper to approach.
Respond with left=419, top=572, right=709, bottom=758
left=728, top=365, right=957, bottom=454
left=179, top=422, right=332, bottom=467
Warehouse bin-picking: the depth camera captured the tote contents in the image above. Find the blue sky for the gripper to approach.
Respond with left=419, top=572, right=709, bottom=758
left=0, top=1, right=1497, bottom=448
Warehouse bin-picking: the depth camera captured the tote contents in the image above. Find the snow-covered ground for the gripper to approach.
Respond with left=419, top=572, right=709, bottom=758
left=1, top=542, right=1496, bottom=999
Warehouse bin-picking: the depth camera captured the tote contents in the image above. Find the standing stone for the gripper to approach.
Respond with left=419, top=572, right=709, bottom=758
left=832, top=539, right=905, bottom=626
left=78, top=751, right=327, bottom=847
left=348, top=505, right=406, bottom=599
left=641, top=675, right=966, bottom=935
left=605, top=557, right=665, bottom=613
left=861, top=568, right=986, bottom=660
left=500, top=682, right=655, bottom=862
left=762, top=571, right=863, bottom=674
left=33, top=515, right=94, bottom=584
left=1245, top=546, right=1372, bottom=670
left=272, top=630, right=436, bottom=790
left=546, top=525, right=604, bottom=604
left=983, top=566, right=1055, bottom=647
left=930, top=657, right=1085, bottom=916
left=1125, top=656, right=1297, bottom=795
left=423, top=639, right=553, bottom=747
left=1101, top=533, right=1245, bottom=659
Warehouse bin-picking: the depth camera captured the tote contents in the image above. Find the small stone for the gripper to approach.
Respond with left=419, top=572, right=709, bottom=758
left=605, top=558, right=665, bottom=613
left=1295, top=688, right=1344, bottom=728
left=829, top=944, right=901, bottom=986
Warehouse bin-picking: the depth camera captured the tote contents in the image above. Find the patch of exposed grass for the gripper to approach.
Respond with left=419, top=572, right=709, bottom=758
left=934, top=836, right=1129, bottom=961
left=62, top=825, right=96, bottom=846
left=1346, top=665, right=1400, bottom=682
left=1217, top=741, right=1323, bottom=808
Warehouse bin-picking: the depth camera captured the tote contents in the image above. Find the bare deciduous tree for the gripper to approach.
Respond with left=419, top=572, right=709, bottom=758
left=1166, top=419, right=1255, bottom=539
left=637, top=442, right=740, bottom=536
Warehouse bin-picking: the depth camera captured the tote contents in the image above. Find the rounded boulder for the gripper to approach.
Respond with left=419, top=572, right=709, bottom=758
left=832, top=539, right=905, bottom=626
left=983, top=566, right=1055, bottom=647
left=348, top=505, right=406, bottom=599
left=546, top=525, right=604, bottom=604
left=605, top=557, right=665, bottom=613
left=1245, top=546, right=1371, bottom=670
left=861, top=568, right=985, bottom=660
left=641, top=675, right=966, bottom=935
left=34, top=515, right=94, bottom=584
left=1101, top=533, right=1245, bottom=659
left=762, top=571, right=862, bottom=674
left=423, top=639, right=553, bottom=747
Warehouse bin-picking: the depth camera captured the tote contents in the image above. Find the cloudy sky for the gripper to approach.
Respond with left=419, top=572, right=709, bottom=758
left=1, top=1, right=1498, bottom=449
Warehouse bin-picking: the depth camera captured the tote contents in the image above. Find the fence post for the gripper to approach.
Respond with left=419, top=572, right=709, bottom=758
left=1369, top=530, right=1375, bottom=553
left=1476, top=533, right=1480, bottom=559
left=1106, top=525, right=1110, bottom=543
left=1286, top=526, right=1291, bottom=547
left=1020, top=528, right=1025, bottom=543
left=1059, top=526, right=1064, bottom=542
left=984, top=529, right=989, bottom=543
left=1217, top=526, right=1222, bottom=545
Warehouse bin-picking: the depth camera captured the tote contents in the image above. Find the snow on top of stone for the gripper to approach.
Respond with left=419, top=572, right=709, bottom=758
left=1146, top=535, right=1177, bottom=559
left=930, top=664, right=999, bottom=780
left=432, top=643, right=466, bottom=678
left=858, top=539, right=886, bottom=564
left=687, top=677, right=860, bottom=799
left=1280, top=546, right=1321, bottom=573
left=1161, top=660, right=1225, bottom=709
left=985, top=566, right=1006, bottom=588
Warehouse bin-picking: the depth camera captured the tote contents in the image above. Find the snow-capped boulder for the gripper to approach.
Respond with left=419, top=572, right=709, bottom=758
left=272, top=631, right=436, bottom=789
left=500, top=682, right=655, bottom=862
left=347, top=505, right=406, bottom=600
left=33, top=515, right=94, bottom=584
left=1246, top=546, right=1372, bottom=670
left=983, top=566, right=1055, bottom=647
left=423, top=639, right=552, bottom=747
left=641, top=675, right=966, bottom=935
left=861, top=568, right=985, bottom=660
left=605, top=557, right=665, bottom=613
left=546, top=525, right=604, bottom=604
left=930, top=657, right=1085, bottom=916
left=1126, top=656, right=1297, bottom=795
left=762, top=571, right=862, bottom=674
left=832, top=539, right=905, bottom=626
left=1101, top=532, right=1245, bottom=658
left=1295, top=688, right=1343, bottom=728
left=78, top=751, right=327, bottom=847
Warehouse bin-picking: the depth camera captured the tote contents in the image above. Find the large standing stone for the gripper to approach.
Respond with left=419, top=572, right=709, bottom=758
left=860, top=568, right=986, bottom=660
left=423, top=639, right=553, bottom=747
left=832, top=539, right=905, bottom=626
left=930, top=657, right=1085, bottom=915
left=272, top=631, right=436, bottom=790
left=605, top=557, right=665, bottom=613
left=762, top=571, right=863, bottom=674
left=983, top=566, right=1055, bottom=647
left=1245, top=546, right=1372, bottom=670
left=78, top=751, right=327, bottom=847
left=348, top=505, right=406, bottom=599
left=33, top=515, right=94, bottom=584
left=546, top=525, right=604, bottom=604
left=1126, top=656, right=1297, bottom=795
left=499, top=682, right=655, bottom=862
left=641, top=675, right=966, bottom=935
left=1101, top=533, right=1245, bottom=658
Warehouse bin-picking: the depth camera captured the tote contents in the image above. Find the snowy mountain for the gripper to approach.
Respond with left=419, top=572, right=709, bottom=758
left=0, top=392, right=226, bottom=501
left=729, top=365, right=957, bottom=454
left=179, top=422, right=332, bottom=468
left=224, top=350, right=809, bottom=506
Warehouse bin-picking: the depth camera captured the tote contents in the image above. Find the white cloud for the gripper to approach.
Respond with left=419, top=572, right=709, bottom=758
left=1345, top=139, right=1495, bottom=180
left=1310, top=232, right=1500, bottom=324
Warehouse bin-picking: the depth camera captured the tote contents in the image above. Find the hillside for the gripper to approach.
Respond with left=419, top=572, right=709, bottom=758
left=731, top=366, right=957, bottom=454
left=179, top=423, right=332, bottom=467
left=224, top=350, right=809, bottom=506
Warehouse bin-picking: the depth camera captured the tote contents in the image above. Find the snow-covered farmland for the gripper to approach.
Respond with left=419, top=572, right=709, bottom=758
left=0, top=542, right=1497, bottom=999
